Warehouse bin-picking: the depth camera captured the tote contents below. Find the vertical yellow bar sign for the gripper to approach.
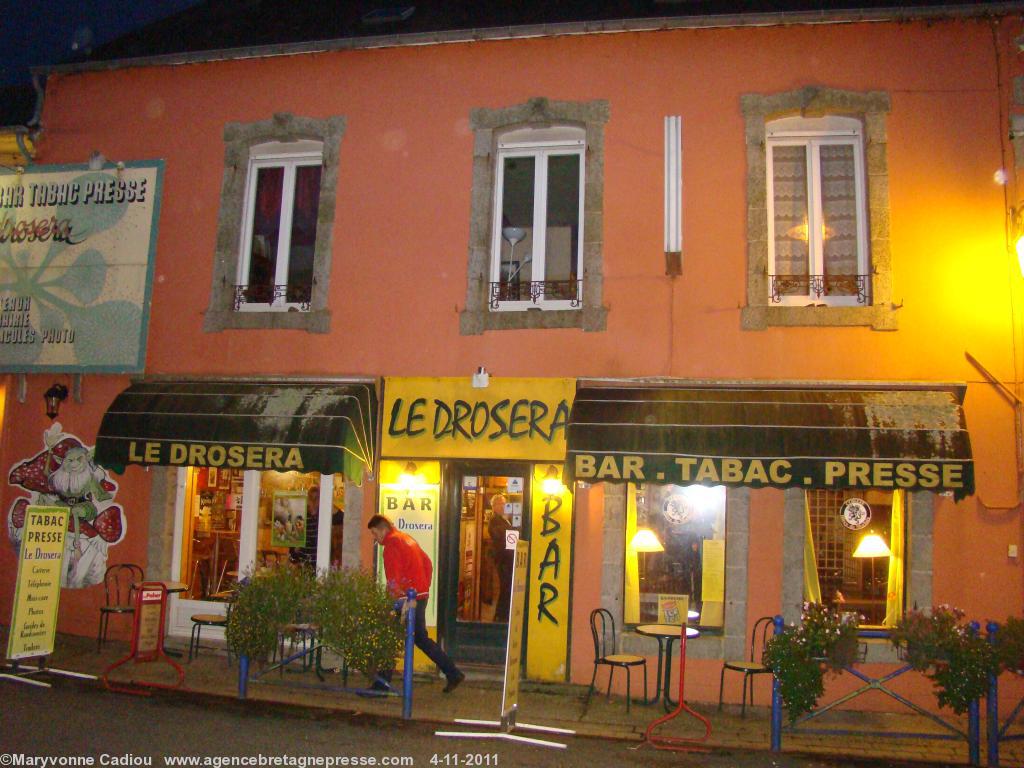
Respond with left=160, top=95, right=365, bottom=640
left=7, top=506, right=68, bottom=660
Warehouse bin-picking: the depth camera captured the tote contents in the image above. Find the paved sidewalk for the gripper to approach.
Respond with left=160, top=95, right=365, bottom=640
left=10, top=631, right=1024, bottom=766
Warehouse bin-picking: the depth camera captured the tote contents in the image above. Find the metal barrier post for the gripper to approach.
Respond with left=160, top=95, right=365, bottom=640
left=770, top=615, right=784, bottom=752
left=987, top=621, right=999, bottom=768
left=969, top=622, right=981, bottom=766
left=239, top=655, right=249, bottom=699
left=402, top=588, right=416, bottom=720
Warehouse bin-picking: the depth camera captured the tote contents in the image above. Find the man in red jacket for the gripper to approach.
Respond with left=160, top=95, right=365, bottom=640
left=367, top=514, right=464, bottom=693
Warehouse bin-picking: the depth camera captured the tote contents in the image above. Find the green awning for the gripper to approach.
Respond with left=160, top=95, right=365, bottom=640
left=565, top=385, right=974, bottom=500
left=95, top=380, right=377, bottom=482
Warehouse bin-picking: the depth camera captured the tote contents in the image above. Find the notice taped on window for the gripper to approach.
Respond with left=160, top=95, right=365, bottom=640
left=6, top=506, right=68, bottom=660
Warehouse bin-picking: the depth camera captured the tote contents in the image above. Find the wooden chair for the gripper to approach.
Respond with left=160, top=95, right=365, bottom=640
left=586, top=607, right=647, bottom=712
left=718, top=615, right=774, bottom=716
left=188, top=602, right=232, bottom=663
left=188, top=536, right=213, bottom=599
left=97, top=563, right=144, bottom=651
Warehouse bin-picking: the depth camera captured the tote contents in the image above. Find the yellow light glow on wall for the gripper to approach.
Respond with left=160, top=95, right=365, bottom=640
left=540, top=464, right=564, bottom=496
left=378, top=459, right=440, bottom=486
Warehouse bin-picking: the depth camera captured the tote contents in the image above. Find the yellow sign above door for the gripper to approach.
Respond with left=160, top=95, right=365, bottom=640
left=382, top=378, right=574, bottom=461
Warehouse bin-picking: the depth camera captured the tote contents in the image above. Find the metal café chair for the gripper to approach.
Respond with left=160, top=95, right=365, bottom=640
left=97, top=563, right=144, bottom=651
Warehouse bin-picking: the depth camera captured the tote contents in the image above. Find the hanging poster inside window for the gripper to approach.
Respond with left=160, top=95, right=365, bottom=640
left=0, top=161, right=163, bottom=372
left=270, top=490, right=307, bottom=548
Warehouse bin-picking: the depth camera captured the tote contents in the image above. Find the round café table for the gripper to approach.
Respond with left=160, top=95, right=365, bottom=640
left=639, top=620, right=713, bottom=750
left=133, top=580, right=187, bottom=594
left=636, top=622, right=700, bottom=711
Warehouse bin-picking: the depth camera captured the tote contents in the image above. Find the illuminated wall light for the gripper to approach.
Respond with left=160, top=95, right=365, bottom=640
left=398, top=461, right=421, bottom=489
left=541, top=464, right=563, bottom=495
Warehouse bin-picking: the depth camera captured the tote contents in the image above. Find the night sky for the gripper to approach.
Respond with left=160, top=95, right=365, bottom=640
left=1, top=0, right=201, bottom=85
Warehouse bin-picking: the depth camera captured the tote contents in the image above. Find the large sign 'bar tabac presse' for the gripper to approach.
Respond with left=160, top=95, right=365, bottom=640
left=0, top=162, right=163, bottom=373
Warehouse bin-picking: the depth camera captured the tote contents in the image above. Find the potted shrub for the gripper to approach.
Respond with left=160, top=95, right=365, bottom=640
left=226, top=564, right=317, bottom=663
left=889, top=605, right=998, bottom=714
left=313, top=568, right=404, bottom=682
left=763, top=602, right=861, bottom=722
left=996, top=616, right=1024, bottom=675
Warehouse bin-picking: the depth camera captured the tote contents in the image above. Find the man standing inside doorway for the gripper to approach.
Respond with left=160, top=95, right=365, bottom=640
left=367, top=514, right=465, bottom=693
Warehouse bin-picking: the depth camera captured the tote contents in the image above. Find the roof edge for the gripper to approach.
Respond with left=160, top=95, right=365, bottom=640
left=35, top=3, right=1024, bottom=78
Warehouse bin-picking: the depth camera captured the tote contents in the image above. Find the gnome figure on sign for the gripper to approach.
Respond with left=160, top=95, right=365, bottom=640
left=7, top=423, right=126, bottom=588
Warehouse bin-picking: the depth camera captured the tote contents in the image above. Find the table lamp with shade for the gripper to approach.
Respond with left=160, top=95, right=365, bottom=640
left=852, top=532, right=891, bottom=621
left=631, top=527, right=664, bottom=585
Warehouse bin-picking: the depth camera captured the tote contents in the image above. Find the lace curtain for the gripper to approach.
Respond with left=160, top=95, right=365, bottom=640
left=772, top=142, right=859, bottom=296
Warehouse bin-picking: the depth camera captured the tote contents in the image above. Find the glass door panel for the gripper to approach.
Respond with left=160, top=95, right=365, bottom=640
left=444, top=463, right=529, bottom=664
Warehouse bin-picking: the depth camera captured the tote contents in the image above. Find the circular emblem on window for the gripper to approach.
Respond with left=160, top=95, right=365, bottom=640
left=662, top=494, right=694, bottom=525
left=840, top=498, right=872, bottom=530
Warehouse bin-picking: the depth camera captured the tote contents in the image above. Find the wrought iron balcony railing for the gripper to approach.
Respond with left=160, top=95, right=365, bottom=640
left=769, top=274, right=870, bottom=305
left=233, top=284, right=311, bottom=311
left=489, top=280, right=583, bottom=309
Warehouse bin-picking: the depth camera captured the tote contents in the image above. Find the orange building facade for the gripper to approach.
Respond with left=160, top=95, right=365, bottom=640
left=2, top=7, right=1023, bottom=712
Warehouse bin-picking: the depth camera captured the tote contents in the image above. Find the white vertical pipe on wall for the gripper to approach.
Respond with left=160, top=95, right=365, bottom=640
left=664, top=116, right=682, bottom=255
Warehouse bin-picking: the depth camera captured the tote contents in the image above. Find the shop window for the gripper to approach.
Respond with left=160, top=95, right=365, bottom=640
left=204, top=113, right=345, bottom=334
left=178, top=468, right=345, bottom=602
left=490, top=127, right=584, bottom=311
left=460, top=97, right=609, bottom=334
left=236, top=141, right=323, bottom=311
left=179, top=467, right=246, bottom=601
left=766, top=116, right=869, bottom=307
left=740, top=87, right=897, bottom=330
left=804, top=489, right=906, bottom=627
left=624, top=483, right=727, bottom=629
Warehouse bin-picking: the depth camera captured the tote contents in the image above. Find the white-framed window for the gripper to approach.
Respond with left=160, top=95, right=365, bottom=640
left=766, top=116, right=869, bottom=307
left=490, top=126, right=585, bottom=311
left=236, top=140, right=324, bottom=312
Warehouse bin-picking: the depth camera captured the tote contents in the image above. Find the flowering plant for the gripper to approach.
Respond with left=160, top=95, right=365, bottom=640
left=227, top=565, right=403, bottom=679
left=889, top=605, right=998, bottom=714
left=763, top=603, right=861, bottom=722
left=226, top=564, right=316, bottom=661
left=996, top=616, right=1024, bottom=675
left=313, top=568, right=404, bottom=681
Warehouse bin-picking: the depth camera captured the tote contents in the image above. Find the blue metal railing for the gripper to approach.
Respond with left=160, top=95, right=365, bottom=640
left=237, top=588, right=419, bottom=720
left=985, top=622, right=1024, bottom=767
left=769, top=615, right=981, bottom=765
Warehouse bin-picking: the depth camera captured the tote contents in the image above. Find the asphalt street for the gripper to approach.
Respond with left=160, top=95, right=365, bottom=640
left=0, top=677, right=961, bottom=768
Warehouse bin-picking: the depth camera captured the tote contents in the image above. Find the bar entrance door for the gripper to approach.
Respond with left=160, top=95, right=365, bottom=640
left=440, top=462, right=530, bottom=665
